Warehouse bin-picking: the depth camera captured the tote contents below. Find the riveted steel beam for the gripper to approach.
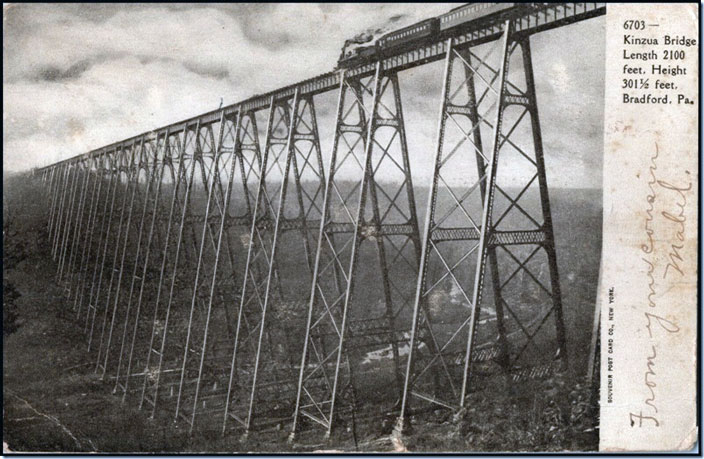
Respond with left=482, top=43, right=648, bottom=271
left=290, top=63, right=422, bottom=441
left=397, top=23, right=567, bottom=435
left=223, top=88, right=327, bottom=437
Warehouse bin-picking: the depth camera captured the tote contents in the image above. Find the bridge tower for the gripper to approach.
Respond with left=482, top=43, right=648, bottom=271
left=89, top=141, right=145, bottom=377
left=46, top=164, right=63, bottom=242
left=126, top=109, right=262, bottom=432
left=290, top=63, right=422, bottom=440
left=222, top=89, right=326, bottom=437
left=52, top=160, right=82, bottom=282
left=74, top=152, right=116, bottom=330
left=67, top=154, right=104, bottom=314
left=136, top=120, right=206, bottom=416
left=110, top=130, right=172, bottom=400
left=397, top=21, right=567, bottom=431
left=56, top=155, right=92, bottom=290
left=170, top=109, right=264, bottom=431
left=49, top=162, right=72, bottom=261
left=135, top=117, right=223, bottom=420
left=83, top=147, right=128, bottom=353
left=103, top=131, right=167, bottom=397
left=94, top=136, right=159, bottom=380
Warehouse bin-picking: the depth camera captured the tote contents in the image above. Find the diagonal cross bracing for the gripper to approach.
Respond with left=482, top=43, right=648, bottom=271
left=32, top=1, right=606, bottom=445
left=397, top=23, right=567, bottom=434
left=222, top=90, right=326, bottom=436
left=290, top=64, right=422, bottom=440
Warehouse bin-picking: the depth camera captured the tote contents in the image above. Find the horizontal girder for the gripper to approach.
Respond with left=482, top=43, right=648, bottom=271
left=431, top=228, right=547, bottom=245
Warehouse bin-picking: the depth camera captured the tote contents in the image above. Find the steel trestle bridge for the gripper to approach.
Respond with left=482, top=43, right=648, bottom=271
left=34, top=2, right=605, bottom=444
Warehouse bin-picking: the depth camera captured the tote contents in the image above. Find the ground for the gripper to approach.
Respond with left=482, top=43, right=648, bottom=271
left=3, top=175, right=599, bottom=452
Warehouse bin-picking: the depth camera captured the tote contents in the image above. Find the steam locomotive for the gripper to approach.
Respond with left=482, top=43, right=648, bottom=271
left=337, top=3, right=517, bottom=68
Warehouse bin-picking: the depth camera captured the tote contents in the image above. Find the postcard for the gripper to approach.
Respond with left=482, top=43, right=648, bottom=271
left=2, top=2, right=698, bottom=453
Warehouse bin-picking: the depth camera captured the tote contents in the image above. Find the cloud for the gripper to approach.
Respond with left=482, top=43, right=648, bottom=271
left=3, top=55, right=235, bottom=170
left=3, top=4, right=605, bottom=189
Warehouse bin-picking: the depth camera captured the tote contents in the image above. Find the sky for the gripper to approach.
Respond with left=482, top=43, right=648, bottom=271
left=3, top=3, right=605, bottom=188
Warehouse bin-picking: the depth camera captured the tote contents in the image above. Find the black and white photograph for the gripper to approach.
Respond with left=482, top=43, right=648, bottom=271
left=3, top=2, right=697, bottom=453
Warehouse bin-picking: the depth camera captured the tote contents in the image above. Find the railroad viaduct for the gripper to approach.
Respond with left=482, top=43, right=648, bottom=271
left=34, top=2, right=606, bottom=443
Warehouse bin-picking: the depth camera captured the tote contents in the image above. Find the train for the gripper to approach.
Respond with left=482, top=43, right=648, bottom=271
left=337, top=3, right=517, bottom=69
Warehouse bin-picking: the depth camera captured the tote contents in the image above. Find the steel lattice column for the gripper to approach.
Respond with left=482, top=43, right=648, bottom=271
left=64, top=156, right=100, bottom=302
left=172, top=109, right=257, bottom=431
left=123, top=113, right=262, bottom=414
left=53, top=161, right=75, bottom=272
left=85, top=146, right=128, bottom=351
left=46, top=166, right=62, bottom=237
left=113, top=131, right=177, bottom=401
left=98, top=136, right=163, bottom=382
left=138, top=119, right=205, bottom=417
left=171, top=111, right=236, bottom=428
left=135, top=128, right=193, bottom=413
left=56, top=158, right=90, bottom=288
left=47, top=164, right=66, bottom=240
left=290, top=63, right=422, bottom=440
left=223, top=89, right=326, bottom=436
left=397, top=23, right=567, bottom=431
left=138, top=117, right=244, bottom=420
left=167, top=115, right=232, bottom=427
left=49, top=162, right=70, bottom=258
left=93, top=140, right=143, bottom=377
left=173, top=109, right=264, bottom=431
left=74, top=154, right=110, bottom=320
